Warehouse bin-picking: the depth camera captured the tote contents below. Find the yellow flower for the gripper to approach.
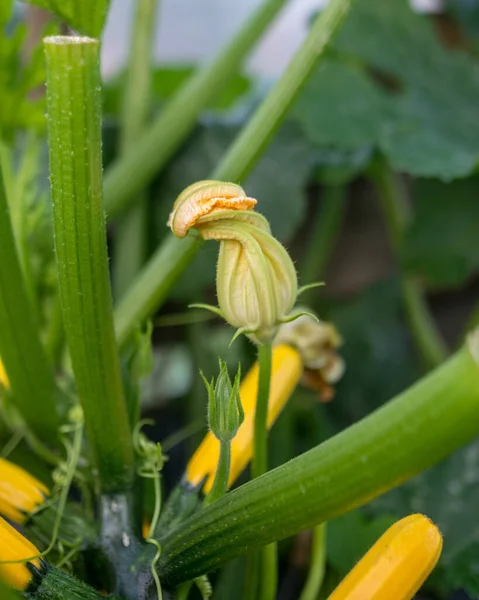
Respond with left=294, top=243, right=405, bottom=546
left=168, top=180, right=298, bottom=344
left=0, top=516, right=40, bottom=590
left=187, top=344, right=302, bottom=493
left=0, top=358, right=9, bottom=389
left=0, top=459, right=49, bottom=524
left=327, top=514, right=443, bottom=600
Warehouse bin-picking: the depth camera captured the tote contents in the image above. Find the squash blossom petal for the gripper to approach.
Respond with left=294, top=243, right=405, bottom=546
left=187, top=344, right=302, bottom=493
left=168, top=181, right=298, bottom=344
left=0, top=516, right=40, bottom=590
left=0, top=359, right=8, bottom=389
left=0, top=459, right=49, bottom=525
left=327, top=514, right=443, bottom=600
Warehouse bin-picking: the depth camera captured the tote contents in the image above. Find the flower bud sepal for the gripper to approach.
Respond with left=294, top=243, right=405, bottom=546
left=203, top=360, right=244, bottom=443
left=201, top=361, right=244, bottom=506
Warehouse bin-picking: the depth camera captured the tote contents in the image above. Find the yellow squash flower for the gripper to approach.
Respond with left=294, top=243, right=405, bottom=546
left=327, top=514, right=443, bottom=600
left=0, top=516, right=40, bottom=590
left=0, top=358, right=8, bottom=389
left=168, top=181, right=299, bottom=344
left=0, top=459, right=49, bottom=524
left=187, top=344, right=302, bottom=493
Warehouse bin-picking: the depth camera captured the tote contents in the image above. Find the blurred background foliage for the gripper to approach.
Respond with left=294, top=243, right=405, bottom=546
left=5, top=0, right=479, bottom=597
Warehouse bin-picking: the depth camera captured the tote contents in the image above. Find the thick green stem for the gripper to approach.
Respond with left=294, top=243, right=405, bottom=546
left=204, top=441, right=231, bottom=506
left=113, top=0, right=159, bottom=298
left=300, top=184, right=347, bottom=303
left=113, top=0, right=354, bottom=346
left=44, top=36, right=134, bottom=493
left=0, top=147, right=61, bottom=440
left=103, top=0, right=288, bottom=217
left=370, top=163, right=447, bottom=369
left=157, top=334, right=479, bottom=584
left=299, top=524, right=327, bottom=600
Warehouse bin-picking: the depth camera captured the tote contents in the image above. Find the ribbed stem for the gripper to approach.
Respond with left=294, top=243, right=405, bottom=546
left=0, top=151, right=61, bottom=440
left=44, top=36, right=134, bottom=493
left=370, top=163, right=447, bottom=369
left=158, top=335, right=479, bottom=584
left=113, top=0, right=354, bottom=346
left=113, top=0, right=159, bottom=298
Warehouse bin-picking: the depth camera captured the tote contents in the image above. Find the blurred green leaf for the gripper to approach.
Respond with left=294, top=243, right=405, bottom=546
left=103, top=66, right=252, bottom=116
left=154, top=121, right=313, bottom=301
left=326, top=279, right=421, bottom=429
left=295, top=0, right=479, bottom=179
left=446, top=0, right=479, bottom=42
left=0, top=18, right=54, bottom=138
left=20, top=0, right=110, bottom=37
left=401, top=177, right=479, bottom=288
left=293, top=60, right=387, bottom=150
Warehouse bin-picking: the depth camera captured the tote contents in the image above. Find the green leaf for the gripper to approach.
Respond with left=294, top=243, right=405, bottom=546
left=293, top=60, right=387, bottom=150
left=294, top=0, right=479, bottom=180
left=154, top=121, right=312, bottom=301
left=21, top=0, right=110, bottom=37
left=401, top=177, right=479, bottom=288
left=326, top=279, right=421, bottom=429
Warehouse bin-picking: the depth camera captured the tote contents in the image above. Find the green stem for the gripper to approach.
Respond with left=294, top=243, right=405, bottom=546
left=250, top=342, right=275, bottom=600
left=113, top=0, right=159, bottom=299
left=157, top=335, right=479, bottom=585
left=300, top=184, right=347, bottom=303
left=370, top=163, right=447, bottom=369
left=252, top=343, right=272, bottom=478
left=0, top=150, right=61, bottom=440
left=44, top=36, right=134, bottom=493
left=204, top=441, right=231, bottom=506
left=103, top=0, right=289, bottom=217
left=113, top=0, right=354, bottom=346
left=299, top=524, right=327, bottom=600
left=0, top=138, right=39, bottom=314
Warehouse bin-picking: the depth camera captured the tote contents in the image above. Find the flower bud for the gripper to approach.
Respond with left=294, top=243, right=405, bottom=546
left=327, top=514, right=442, bottom=600
left=0, top=516, right=40, bottom=590
left=168, top=180, right=298, bottom=344
left=188, top=345, right=302, bottom=492
left=0, top=459, right=49, bottom=525
left=202, top=360, right=244, bottom=443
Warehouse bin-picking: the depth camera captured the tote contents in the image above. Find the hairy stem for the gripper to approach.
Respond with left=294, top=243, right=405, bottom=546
left=204, top=441, right=231, bottom=507
left=44, top=36, right=134, bottom=492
